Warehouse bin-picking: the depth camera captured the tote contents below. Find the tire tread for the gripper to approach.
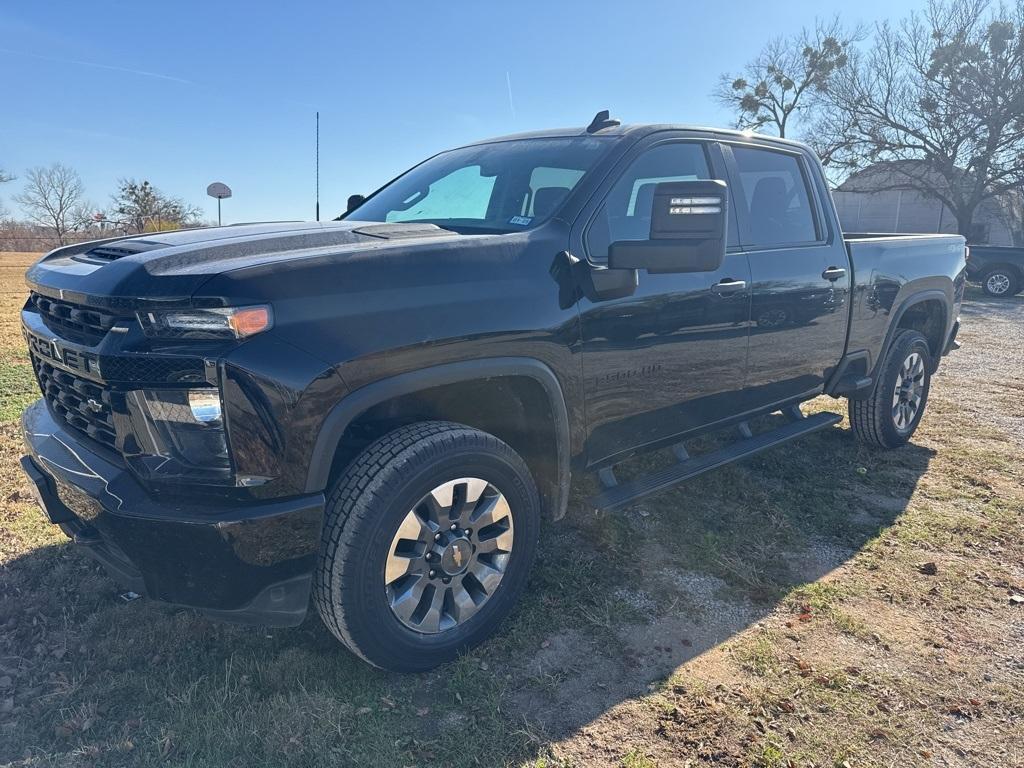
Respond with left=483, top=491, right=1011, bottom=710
left=313, top=420, right=535, bottom=668
left=849, top=329, right=929, bottom=449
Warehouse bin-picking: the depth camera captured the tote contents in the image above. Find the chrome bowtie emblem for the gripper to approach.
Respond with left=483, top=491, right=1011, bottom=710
left=85, top=398, right=103, bottom=413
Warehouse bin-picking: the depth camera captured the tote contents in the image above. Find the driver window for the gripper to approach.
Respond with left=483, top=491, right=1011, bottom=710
left=585, top=142, right=712, bottom=263
left=731, top=146, right=819, bottom=247
left=385, top=165, right=496, bottom=222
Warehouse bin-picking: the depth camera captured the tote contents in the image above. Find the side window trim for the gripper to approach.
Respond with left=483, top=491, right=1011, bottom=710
left=720, top=141, right=828, bottom=251
left=579, top=136, right=735, bottom=265
left=707, top=142, right=744, bottom=253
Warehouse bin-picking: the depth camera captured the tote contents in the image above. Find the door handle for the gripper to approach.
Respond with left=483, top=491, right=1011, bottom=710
left=711, top=278, right=747, bottom=296
left=822, top=266, right=847, bottom=281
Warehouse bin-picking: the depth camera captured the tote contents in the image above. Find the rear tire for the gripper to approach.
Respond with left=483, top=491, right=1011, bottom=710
left=980, top=266, right=1020, bottom=298
left=314, top=421, right=540, bottom=671
left=849, top=330, right=932, bottom=449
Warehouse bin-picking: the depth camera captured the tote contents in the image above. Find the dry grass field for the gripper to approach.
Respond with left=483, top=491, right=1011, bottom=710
left=1, top=250, right=1022, bottom=767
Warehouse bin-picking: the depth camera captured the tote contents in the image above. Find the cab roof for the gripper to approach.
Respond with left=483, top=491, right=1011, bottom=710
left=461, top=120, right=812, bottom=153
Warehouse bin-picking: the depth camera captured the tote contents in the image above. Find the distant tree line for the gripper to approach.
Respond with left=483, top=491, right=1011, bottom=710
left=0, top=164, right=202, bottom=249
left=715, top=0, right=1024, bottom=240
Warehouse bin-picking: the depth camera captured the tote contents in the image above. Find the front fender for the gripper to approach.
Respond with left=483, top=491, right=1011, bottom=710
left=304, top=357, right=572, bottom=520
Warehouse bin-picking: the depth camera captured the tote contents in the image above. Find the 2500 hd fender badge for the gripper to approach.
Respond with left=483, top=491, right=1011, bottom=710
left=594, top=364, right=662, bottom=387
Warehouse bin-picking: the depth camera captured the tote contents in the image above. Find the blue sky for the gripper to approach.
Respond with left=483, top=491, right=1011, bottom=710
left=2, top=0, right=919, bottom=224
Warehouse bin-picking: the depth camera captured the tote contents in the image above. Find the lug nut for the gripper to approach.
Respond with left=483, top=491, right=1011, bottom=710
left=442, top=576, right=451, bottom=584
left=428, top=569, right=436, bottom=578
left=464, top=529, right=472, bottom=537
left=450, top=523, right=458, bottom=531
left=425, top=552, right=433, bottom=561
left=434, top=533, right=442, bottom=541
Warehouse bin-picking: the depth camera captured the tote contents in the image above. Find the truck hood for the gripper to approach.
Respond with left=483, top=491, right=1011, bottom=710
left=26, top=221, right=465, bottom=308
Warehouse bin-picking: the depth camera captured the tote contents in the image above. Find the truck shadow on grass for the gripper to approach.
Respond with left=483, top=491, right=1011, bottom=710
left=0, top=417, right=934, bottom=767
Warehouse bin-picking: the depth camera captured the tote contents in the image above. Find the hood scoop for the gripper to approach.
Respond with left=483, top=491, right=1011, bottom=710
left=79, top=239, right=165, bottom=262
left=350, top=222, right=455, bottom=240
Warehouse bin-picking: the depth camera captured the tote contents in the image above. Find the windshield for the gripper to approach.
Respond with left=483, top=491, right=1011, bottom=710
left=345, top=137, right=611, bottom=233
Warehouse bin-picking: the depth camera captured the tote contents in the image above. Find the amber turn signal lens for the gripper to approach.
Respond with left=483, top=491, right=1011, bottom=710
left=227, top=307, right=272, bottom=337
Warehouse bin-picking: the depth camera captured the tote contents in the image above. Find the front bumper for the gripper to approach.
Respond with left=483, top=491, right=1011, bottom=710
left=21, top=400, right=325, bottom=626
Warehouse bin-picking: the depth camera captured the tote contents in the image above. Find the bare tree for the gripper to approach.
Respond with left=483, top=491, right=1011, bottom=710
left=714, top=17, right=863, bottom=138
left=0, top=169, right=10, bottom=219
left=817, top=0, right=1024, bottom=238
left=110, top=179, right=200, bottom=233
left=13, top=164, right=90, bottom=246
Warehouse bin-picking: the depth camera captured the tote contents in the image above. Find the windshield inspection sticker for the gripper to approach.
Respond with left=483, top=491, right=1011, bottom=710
left=509, top=215, right=533, bottom=226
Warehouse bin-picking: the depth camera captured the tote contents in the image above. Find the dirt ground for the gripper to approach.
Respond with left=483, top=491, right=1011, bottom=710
left=0, top=250, right=1022, bottom=767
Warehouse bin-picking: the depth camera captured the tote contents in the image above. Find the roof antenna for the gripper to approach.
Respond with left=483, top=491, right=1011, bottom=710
left=586, top=109, right=621, bottom=133
left=315, top=111, right=320, bottom=222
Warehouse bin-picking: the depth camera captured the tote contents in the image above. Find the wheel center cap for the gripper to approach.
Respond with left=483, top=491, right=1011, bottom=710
left=440, top=538, right=472, bottom=576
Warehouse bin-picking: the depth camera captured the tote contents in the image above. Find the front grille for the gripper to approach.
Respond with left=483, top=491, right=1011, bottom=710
left=32, top=357, right=117, bottom=448
left=25, top=333, right=206, bottom=383
left=31, top=293, right=123, bottom=346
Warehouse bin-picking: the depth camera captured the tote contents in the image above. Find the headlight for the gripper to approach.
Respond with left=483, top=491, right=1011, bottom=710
left=121, top=388, right=232, bottom=484
left=137, top=305, right=272, bottom=339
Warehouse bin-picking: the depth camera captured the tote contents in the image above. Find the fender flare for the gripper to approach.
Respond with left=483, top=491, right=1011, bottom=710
left=876, top=288, right=950, bottom=374
left=304, top=357, right=572, bottom=519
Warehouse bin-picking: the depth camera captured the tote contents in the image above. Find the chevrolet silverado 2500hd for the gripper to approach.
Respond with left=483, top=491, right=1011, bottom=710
left=965, top=244, right=1024, bottom=297
left=20, top=113, right=966, bottom=671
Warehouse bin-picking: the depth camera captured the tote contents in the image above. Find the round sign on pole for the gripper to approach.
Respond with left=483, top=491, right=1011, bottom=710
left=206, top=182, right=232, bottom=199
left=206, top=182, right=232, bottom=226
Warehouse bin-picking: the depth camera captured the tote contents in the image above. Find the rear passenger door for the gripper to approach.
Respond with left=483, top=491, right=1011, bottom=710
left=723, top=142, right=851, bottom=411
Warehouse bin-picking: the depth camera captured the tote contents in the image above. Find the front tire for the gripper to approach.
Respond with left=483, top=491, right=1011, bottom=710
left=849, top=329, right=932, bottom=449
left=980, top=267, right=1020, bottom=298
left=314, top=421, right=540, bottom=671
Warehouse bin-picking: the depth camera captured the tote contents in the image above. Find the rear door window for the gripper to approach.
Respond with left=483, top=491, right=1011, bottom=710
left=731, top=146, right=819, bottom=247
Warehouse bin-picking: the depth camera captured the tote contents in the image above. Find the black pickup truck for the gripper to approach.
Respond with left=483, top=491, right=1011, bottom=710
left=965, top=244, right=1024, bottom=297
left=20, top=113, right=966, bottom=671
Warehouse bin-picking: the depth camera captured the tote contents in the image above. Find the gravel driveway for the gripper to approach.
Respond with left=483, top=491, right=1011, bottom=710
left=937, top=290, right=1024, bottom=450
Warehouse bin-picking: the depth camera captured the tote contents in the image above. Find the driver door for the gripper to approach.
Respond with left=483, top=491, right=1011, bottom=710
left=575, top=136, right=752, bottom=466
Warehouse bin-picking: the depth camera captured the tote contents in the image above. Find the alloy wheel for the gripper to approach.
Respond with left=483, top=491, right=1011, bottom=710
left=384, top=478, right=514, bottom=634
left=891, top=351, right=926, bottom=431
left=986, top=272, right=1011, bottom=295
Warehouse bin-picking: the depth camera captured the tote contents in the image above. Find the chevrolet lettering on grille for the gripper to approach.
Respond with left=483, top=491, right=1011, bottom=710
left=26, top=333, right=102, bottom=379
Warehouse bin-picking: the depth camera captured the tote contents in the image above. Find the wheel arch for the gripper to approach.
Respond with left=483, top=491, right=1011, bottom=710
left=305, top=357, right=572, bottom=520
left=980, top=261, right=1023, bottom=278
left=878, top=289, right=950, bottom=375
left=980, top=262, right=1022, bottom=290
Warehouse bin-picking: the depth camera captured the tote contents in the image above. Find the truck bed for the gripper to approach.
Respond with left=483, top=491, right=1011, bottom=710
left=840, top=232, right=966, bottom=384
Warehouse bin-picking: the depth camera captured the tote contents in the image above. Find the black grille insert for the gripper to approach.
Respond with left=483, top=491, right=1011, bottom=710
left=32, top=357, right=117, bottom=448
left=31, top=293, right=123, bottom=346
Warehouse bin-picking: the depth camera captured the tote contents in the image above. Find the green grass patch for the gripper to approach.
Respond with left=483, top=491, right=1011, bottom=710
left=621, top=748, right=657, bottom=768
left=0, top=359, right=37, bottom=423
left=732, top=629, right=780, bottom=677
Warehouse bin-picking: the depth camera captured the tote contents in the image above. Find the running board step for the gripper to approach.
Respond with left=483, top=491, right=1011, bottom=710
left=590, top=411, right=842, bottom=512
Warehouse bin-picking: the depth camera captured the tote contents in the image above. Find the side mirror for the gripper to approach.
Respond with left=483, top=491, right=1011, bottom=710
left=346, top=194, right=366, bottom=214
left=608, top=180, right=728, bottom=274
